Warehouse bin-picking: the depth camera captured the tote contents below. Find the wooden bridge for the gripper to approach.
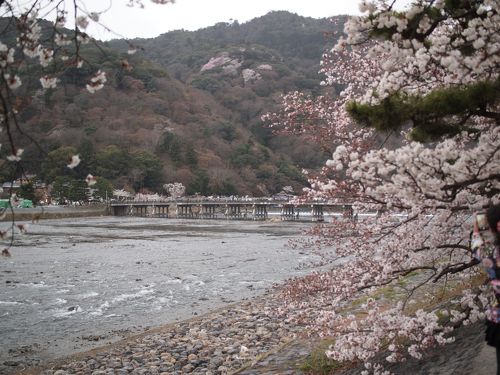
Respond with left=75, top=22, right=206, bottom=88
left=109, top=200, right=353, bottom=222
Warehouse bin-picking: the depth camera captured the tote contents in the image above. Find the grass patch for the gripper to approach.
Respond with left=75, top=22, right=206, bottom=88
left=299, top=340, right=342, bottom=375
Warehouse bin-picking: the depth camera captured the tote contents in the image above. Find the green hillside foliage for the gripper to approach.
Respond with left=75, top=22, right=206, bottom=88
left=3, top=12, right=340, bottom=196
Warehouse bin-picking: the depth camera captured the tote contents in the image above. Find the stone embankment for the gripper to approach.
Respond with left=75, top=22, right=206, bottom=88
left=1, top=205, right=108, bottom=222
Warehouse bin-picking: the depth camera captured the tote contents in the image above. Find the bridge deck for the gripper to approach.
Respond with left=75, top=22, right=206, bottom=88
left=109, top=200, right=353, bottom=221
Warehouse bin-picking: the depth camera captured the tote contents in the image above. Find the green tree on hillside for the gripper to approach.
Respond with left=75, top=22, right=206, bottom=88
left=187, top=170, right=211, bottom=195
left=41, top=147, right=78, bottom=183
left=51, top=176, right=72, bottom=204
left=77, top=139, right=97, bottom=177
left=93, top=177, right=114, bottom=200
left=68, top=179, right=88, bottom=202
left=185, top=146, right=198, bottom=168
left=18, top=181, right=36, bottom=203
left=51, top=177, right=88, bottom=203
left=131, top=152, right=163, bottom=191
left=157, top=132, right=183, bottom=163
left=95, top=145, right=131, bottom=179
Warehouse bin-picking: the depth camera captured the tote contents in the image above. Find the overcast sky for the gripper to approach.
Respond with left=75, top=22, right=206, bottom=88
left=70, top=0, right=408, bottom=41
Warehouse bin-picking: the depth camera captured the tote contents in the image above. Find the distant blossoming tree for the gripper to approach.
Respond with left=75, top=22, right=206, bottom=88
left=164, top=182, right=186, bottom=199
left=0, top=0, right=175, bottom=255
left=265, top=0, right=499, bottom=372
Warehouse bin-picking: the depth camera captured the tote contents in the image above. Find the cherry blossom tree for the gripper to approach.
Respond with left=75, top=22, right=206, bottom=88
left=265, top=0, right=499, bottom=372
left=0, top=0, right=175, bottom=255
left=163, top=182, right=186, bottom=199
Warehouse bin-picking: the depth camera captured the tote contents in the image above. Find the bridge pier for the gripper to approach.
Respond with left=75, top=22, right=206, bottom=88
left=176, top=204, right=194, bottom=219
left=160, top=205, right=169, bottom=218
left=201, top=204, right=217, bottom=219
left=225, top=204, right=242, bottom=219
left=112, top=205, right=127, bottom=216
left=311, top=204, right=324, bottom=222
left=342, top=205, right=354, bottom=220
left=281, top=204, right=296, bottom=221
left=253, top=204, right=268, bottom=220
left=133, top=205, right=148, bottom=217
left=151, top=205, right=169, bottom=218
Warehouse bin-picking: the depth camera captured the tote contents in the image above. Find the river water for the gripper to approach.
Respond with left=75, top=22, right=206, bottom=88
left=0, top=217, right=319, bottom=369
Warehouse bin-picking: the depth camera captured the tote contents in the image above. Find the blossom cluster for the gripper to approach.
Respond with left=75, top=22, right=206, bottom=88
left=163, top=182, right=186, bottom=198
left=341, top=0, right=499, bottom=101
left=266, top=1, right=499, bottom=372
left=263, top=46, right=378, bottom=156
left=346, top=126, right=500, bottom=210
left=272, top=209, right=486, bottom=372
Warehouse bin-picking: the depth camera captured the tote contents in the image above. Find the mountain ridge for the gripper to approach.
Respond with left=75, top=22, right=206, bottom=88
left=2, top=11, right=346, bottom=197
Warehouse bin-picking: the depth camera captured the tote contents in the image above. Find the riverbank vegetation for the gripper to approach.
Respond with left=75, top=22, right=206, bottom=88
left=265, top=0, right=499, bottom=372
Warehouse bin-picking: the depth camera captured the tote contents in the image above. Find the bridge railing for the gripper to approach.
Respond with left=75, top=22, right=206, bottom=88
left=110, top=198, right=353, bottom=206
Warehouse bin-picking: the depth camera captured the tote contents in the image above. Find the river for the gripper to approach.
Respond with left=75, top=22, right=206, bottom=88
left=0, top=216, right=319, bottom=370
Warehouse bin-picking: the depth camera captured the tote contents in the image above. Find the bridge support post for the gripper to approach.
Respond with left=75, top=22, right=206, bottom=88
left=253, top=204, right=268, bottom=220
left=311, top=204, right=324, bottom=222
left=342, top=205, right=354, bottom=221
left=159, top=205, right=169, bottom=218
left=225, top=204, right=241, bottom=219
left=281, top=204, right=295, bottom=221
left=202, top=204, right=217, bottom=219
left=177, top=204, right=194, bottom=219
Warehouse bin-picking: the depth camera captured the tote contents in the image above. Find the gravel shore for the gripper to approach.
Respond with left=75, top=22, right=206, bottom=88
left=11, top=291, right=496, bottom=375
left=15, top=292, right=302, bottom=375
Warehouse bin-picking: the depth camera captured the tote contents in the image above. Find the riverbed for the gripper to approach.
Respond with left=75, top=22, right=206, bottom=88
left=0, top=217, right=319, bottom=371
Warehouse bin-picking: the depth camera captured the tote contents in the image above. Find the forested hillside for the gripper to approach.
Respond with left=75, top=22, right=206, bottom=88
left=2, top=12, right=346, bottom=197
